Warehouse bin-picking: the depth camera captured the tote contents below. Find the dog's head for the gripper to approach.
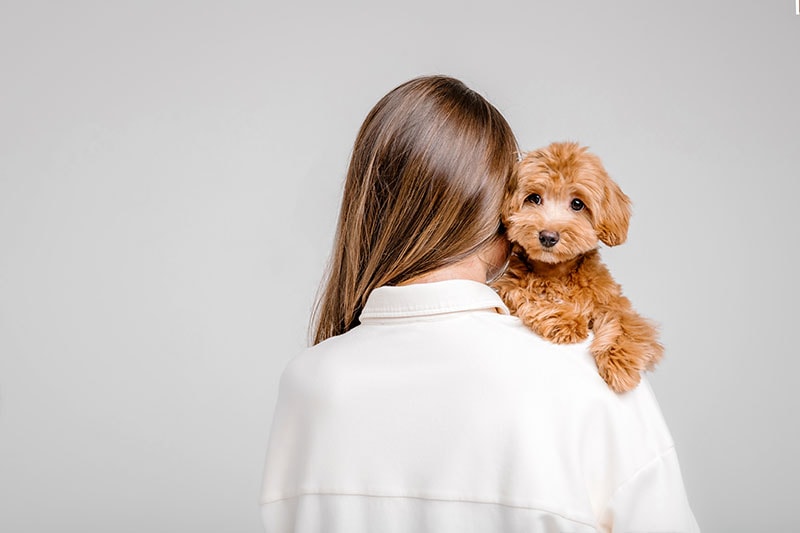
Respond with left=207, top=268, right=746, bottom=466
left=503, top=142, right=631, bottom=264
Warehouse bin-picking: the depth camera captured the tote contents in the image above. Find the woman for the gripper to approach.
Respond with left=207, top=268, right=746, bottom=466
left=260, top=76, right=699, bottom=532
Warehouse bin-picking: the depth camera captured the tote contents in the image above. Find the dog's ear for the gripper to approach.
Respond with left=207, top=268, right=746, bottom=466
left=501, top=159, right=523, bottom=225
left=596, top=177, right=631, bottom=247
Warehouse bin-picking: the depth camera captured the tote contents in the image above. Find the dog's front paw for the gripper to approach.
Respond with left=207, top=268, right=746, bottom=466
left=536, top=316, right=590, bottom=344
left=593, top=346, right=642, bottom=393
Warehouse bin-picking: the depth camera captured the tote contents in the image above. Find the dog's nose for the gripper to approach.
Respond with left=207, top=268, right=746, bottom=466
left=539, top=230, right=560, bottom=248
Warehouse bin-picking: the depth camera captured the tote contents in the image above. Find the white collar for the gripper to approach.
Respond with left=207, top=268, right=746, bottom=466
left=359, top=279, right=510, bottom=322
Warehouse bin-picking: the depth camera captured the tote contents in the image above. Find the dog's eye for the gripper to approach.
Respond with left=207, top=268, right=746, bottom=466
left=570, top=198, right=585, bottom=211
left=526, top=193, right=542, bottom=205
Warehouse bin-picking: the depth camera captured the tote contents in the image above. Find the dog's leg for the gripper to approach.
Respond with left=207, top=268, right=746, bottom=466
left=523, top=301, right=591, bottom=344
left=590, top=299, right=664, bottom=393
left=499, top=286, right=591, bottom=344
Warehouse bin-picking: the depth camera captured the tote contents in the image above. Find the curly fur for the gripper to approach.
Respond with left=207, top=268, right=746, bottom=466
left=492, top=142, right=663, bottom=393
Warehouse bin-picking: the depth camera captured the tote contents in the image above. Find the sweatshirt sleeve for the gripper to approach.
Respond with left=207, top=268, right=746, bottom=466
left=599, top=446, right=701, bottom=533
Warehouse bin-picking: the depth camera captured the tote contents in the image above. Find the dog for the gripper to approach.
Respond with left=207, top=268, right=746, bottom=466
left=492, top=142, right=663, bottom=393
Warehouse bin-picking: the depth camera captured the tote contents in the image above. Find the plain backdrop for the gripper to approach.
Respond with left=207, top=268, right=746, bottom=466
left=1, top=1, right=798, bottom=531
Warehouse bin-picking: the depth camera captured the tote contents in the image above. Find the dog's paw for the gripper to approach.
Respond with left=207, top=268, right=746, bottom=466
left=593, top=347, right=642, bottom=393
left=536, top=317, right=590, bottom=344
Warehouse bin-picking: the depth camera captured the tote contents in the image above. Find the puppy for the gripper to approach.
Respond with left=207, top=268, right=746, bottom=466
left=492, top=142, right=663, bottom=393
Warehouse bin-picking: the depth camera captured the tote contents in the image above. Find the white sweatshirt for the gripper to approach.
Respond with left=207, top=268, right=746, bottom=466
left=260, top=279, right=699, bottom=532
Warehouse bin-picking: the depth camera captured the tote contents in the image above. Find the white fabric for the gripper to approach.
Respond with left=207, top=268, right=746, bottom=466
left=261, top=279, right=699, bottom=532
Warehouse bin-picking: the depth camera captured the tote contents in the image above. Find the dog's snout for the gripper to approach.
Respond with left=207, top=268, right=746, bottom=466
left=539, top=230, right=560, bottom=248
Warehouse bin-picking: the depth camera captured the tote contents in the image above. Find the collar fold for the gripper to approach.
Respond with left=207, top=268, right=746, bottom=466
left=359, top=279, right=510, bottom=322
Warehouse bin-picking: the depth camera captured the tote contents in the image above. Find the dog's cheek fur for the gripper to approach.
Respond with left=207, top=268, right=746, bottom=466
left=505, top=211, right=540, bottom=255
left=558, top=217, right=600, bottom=257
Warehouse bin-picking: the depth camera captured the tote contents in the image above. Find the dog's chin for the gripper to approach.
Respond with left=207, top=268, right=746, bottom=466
left=528, top=247, right=573, bottom=264
left=527, top=242, right=598, bottom=264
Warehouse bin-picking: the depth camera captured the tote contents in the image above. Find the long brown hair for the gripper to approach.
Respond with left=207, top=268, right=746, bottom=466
left=312, top=75, right=518, bottom=344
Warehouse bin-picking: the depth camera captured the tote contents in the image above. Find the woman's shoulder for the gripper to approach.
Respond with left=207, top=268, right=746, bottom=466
left=282, top=312, right=666, bottom=421
left=277, top=311, right=675, bottom=478
left=488, top=316, right=674, bottom=439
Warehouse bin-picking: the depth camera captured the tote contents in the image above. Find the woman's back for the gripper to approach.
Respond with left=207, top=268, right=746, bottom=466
left=261, top=280, right=698, bottom=532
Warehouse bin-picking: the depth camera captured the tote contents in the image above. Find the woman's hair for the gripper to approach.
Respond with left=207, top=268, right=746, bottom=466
left=312, top=75, right=518, bottom=344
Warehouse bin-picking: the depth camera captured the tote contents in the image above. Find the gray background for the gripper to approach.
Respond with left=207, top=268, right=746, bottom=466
left=1, top=1, right=798, bottom=531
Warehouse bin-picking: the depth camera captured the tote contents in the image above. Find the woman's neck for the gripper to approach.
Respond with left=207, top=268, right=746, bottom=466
left=398, top=255, right=488, bottom=286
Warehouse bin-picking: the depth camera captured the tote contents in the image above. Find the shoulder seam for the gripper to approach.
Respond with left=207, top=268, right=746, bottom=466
left=262, top=491, right=597, bottom=528
left=607, top=445, right=677, bottom=502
